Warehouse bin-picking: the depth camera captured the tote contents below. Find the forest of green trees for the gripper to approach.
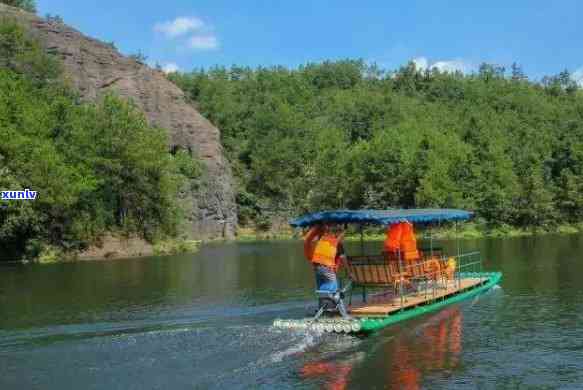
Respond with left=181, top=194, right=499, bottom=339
left=3, top=0, right=583, bottom=261
left=0, top=19, right=198, bottom=260
left=170, top=60, right=583, bottom=232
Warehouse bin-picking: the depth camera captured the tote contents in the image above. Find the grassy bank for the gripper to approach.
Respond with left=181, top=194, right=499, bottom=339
left=24, top=236, right=201, bottom=264
left=152, top=238, right=201, bottom=256
left=235, top=226, right=296, bottom=241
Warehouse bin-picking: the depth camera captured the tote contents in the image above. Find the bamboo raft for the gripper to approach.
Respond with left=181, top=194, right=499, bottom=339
left=273, top=271, right=501, bottom=334
left=272, top=209, right=503, bottom=335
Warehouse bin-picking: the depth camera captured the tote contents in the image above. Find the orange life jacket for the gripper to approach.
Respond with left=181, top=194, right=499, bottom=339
left=383, top=222, right=420, bottom=261
left=311, top=234, right=339, bottom=269
left=400, top=222, right=420, bottom=260
left=445, top=257, right=456, bottom=279
left=383, top=223, right=402, bottom=253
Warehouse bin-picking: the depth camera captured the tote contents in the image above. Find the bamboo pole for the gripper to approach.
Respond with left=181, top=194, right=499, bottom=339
left=359, top=224, right=364, bottom=255
left=456, top=221, right=461, bottom=289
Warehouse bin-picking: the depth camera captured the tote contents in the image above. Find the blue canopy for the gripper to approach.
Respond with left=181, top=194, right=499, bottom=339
left=289, top=209, right=473, bottom=228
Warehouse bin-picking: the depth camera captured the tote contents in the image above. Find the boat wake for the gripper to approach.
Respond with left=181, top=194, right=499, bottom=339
left=269, top=331, right=321, bottom=363
left=0, top=298, right=317, bottom=353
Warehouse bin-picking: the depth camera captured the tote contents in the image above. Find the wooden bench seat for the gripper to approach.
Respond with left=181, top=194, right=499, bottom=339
left=343, top=254, right=453, bottom=302
left=345, top=255, right=392, bottom=285
left=343, top=255, right=411, bottom=301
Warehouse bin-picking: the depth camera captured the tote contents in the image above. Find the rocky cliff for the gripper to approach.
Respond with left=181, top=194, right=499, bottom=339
left=0, top=4, right=237, bottom=239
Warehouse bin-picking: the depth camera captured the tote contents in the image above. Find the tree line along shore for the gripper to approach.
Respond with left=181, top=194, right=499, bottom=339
left=170, top=60, right=583, bottom=238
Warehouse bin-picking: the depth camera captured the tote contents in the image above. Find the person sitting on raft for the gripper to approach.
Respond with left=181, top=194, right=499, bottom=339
left=304, top=223, right=346, bottom=292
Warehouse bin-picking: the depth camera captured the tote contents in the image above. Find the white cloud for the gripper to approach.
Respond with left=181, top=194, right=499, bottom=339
left=412, top=57, right=429, bottom=71
left=573, top=67, right=583, bottom=87
left=154, top=17, right=204, bottom=38
left=161, top=62, right=180, bottom=74
left=154, top=16, right=219, bottom=51
left=431, top=59, right=471, bottom=74
left=409, top=57, right=473, bottom=74
left=187, top=35, right=219, bottom=50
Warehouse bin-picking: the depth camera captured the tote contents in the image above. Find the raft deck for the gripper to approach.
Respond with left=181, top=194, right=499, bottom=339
left=350, top=277, right=484, bottom=317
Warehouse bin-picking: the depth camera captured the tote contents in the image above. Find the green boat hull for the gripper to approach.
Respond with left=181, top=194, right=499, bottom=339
left=358, top=271, right=502, bottom=333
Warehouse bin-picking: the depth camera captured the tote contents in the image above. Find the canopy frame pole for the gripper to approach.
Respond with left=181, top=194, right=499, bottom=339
left=430, top=223, right=434, bottom=258
left=398, top=249, right=404, bottom=308
left=456, top=221, right=461, bottom=289
left=360, top=223, right=367, bottom=302
left=359, top=224, right=364, bottom=256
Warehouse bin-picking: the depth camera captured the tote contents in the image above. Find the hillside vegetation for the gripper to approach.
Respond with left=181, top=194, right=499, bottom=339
left=0, top=19, right=199, bottom=260
left=0, top=0, right=35, bottom=13
left=170, top=61, right=583, bottom=232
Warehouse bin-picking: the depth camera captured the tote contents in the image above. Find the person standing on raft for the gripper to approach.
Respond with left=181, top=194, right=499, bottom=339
left=303, top=224, right=346, bottom=292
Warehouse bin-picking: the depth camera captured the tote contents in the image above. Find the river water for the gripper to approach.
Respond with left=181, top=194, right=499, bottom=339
left=1, top=235, right=583, bottom=389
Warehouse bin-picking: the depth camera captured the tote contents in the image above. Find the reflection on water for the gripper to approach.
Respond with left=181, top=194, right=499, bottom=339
left=300, top=359, right=353, bottom=390
left=2, top=235, right=583, bottom=389
left=298, top=308, right=463, bottom=390
left=387, top=308, right=462, bottom=390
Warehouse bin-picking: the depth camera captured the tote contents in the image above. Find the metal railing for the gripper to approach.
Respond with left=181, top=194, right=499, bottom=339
left=344, top=250, right=484, bottom=309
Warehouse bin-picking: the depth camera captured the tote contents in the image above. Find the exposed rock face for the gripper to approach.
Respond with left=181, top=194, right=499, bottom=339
left=0, top=4, right=237, bottom=239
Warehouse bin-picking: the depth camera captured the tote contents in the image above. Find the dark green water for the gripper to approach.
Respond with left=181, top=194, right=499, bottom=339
left=2, top=236, right=583, bottom=389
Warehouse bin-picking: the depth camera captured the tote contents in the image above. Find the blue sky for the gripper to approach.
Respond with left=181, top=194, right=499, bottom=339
left=38, top=0, right=582, bottom=82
